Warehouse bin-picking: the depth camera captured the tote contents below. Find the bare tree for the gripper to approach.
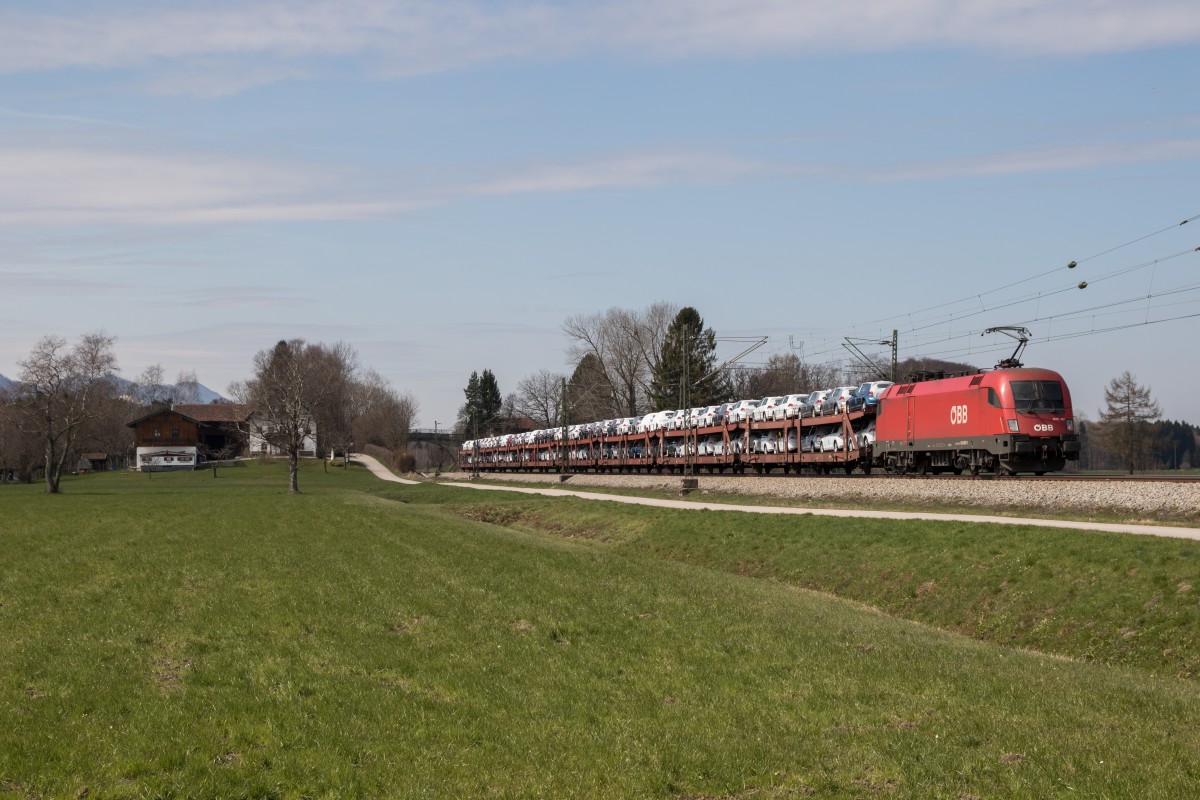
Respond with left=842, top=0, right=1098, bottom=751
left=16, top=332, right=119, bottom=493
left=133, top=363, right=170, bottom=407
left=562, top=302, right=676, bottom=416
left=233, top=339, right=354, bottom=493
left=1099, top=371, right=1162, bottom=474
left=174, top=370, right=202, bottom=404
left=77, top=389, right=137, bottom=471
left=350, top=369, right=418, bottom=453
left=730, top=353, right=837, bottom=399
left=514, top=370, right=565, bottom=428
left=0, top=391, right=39, bottom=483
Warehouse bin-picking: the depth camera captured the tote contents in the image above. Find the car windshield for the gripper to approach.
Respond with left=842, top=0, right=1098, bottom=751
left=1011, top=380, right=1066, bottom=413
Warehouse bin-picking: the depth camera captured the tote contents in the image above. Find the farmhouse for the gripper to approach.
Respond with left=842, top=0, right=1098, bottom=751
left=127, top=403, right=253, bottom=471
left=127, top=402, right=318, bottom=470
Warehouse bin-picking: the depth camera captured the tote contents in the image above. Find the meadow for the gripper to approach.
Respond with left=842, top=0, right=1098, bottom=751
left=1, top=463, right=1197, bottom=798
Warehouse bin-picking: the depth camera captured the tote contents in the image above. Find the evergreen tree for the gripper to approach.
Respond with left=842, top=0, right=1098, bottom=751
left=479, top=370, right=502, bottom=422
left=1098, top=371, right=1161, bottom=474
left=648, top=307, right=729, bottom=411
left=459, top=369, right=504, bottom=435
left=566, top=353, right=617, bottom=423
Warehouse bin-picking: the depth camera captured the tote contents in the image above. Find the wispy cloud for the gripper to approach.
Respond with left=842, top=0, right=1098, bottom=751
left=138, top=62, right=311, bottom=98
left=0, top=141, right=759, bottom=227
left=1, top=1, right=1198, bottom=93
left=0, top=143, right=395, bottom=226
left=464, top=152, right=760, bottom=196
left=2, top=131, right=1194, bottom=229
left=172, top=286, right=311, bottom=308
left=871, top=137, right=1200, bottom=182
left=0, top=270, right=129, bottom=295
left=0, top=106, right=144, bottom=129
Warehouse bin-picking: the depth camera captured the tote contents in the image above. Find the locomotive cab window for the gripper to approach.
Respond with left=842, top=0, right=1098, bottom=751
left=1011, top=380, right=1065, bottom=414
left=987, top=388, right=1000, bottom=408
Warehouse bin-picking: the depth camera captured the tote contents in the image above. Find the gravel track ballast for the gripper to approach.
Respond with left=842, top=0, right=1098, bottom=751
left=469, top=472, right=1200, bottom=519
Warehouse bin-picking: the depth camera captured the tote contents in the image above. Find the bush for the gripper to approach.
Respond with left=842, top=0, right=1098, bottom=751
left=362, top=443, right=415, bottom=473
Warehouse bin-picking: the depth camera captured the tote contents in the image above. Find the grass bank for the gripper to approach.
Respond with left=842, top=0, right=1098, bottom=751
left=424, top=486, right=1200, bottom=679
left=1, top=464, right=1197, bottom=798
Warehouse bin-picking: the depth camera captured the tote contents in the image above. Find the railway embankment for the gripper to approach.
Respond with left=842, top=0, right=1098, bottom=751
left=463, top=472, right=1200, bottom=521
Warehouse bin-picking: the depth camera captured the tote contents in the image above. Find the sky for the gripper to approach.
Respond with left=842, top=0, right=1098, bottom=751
left=1, top=0, right=1198, bottom=427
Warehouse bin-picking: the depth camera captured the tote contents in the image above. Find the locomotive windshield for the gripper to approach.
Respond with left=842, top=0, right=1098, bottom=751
left=1010, top=380, right=1066, bottom=414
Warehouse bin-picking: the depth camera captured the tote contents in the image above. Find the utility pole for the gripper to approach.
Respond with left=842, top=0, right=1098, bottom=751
left=889, top=329, right=898, bottom=383
left=560, top=376, right=569, bottom=474
left=471, top=416, right=479, bottom=479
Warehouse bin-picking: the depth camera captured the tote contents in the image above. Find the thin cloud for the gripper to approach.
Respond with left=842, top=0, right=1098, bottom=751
left=0, top=271, right=129, bottom=295
left=0, top=144, right=396, bottom=226
left=464, top=151, right=761, bottom=197
left=138, top=62, right=312, bottom=98
left=0, top=106, right=143, bottom=129
left=1, top=1, right=1198, bottom=92
left=172, top=286, right=311, bottom=308
left=3, top=133, right=1194, bottom=229
left=0, top=141, right=760, bottom=228
left=872, top=137, right=1200, bottom=182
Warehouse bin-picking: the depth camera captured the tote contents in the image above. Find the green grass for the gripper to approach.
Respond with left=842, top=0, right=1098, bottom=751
left=2, top=464, right=1198, bottom=798
left=429, top=488, right=1200, bottom=680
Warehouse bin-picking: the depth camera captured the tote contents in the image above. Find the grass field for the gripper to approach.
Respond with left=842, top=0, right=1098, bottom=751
left=2, top=463, right=1198, bottom=798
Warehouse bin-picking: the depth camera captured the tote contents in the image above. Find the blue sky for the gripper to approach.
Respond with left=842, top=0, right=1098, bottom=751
left=2, top=1, right=1198, bottom=426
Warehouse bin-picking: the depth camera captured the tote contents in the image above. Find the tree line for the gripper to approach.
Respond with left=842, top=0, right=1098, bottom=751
left=1, top=333, right=418, bottom=493
left=459, top=302, right=879, bottom=436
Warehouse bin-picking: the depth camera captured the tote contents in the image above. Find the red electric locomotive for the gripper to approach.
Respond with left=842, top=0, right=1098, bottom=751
left=873, top=367, right=1080, bottom=475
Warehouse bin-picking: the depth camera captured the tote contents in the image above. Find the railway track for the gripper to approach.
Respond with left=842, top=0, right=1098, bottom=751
left=473, top=467, right=1200, bottom=484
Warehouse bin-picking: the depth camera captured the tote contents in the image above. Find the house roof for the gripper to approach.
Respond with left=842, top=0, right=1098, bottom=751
left=171, top=403, right=254, bottom=423
left=126, top=403, right=254, bottom=428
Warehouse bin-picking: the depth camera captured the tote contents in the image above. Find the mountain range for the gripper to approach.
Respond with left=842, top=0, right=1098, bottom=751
left=0, top=373, right=225, bottom=404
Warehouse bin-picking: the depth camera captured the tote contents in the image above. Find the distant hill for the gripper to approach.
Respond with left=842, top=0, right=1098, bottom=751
left=0, top=373, right=225, bottom=403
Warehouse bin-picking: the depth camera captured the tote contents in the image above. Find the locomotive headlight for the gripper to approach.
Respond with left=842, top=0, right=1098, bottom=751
left=1007, top=419, right=1019, bottom=433
left=1066, top=418, right=1074, bottom=432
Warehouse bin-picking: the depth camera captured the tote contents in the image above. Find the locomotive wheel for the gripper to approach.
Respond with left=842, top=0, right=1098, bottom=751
left=843, top=463, right=854, bottom=475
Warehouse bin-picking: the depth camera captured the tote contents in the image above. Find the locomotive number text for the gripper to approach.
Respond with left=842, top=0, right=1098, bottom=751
left=950, top=405, right=968, bottom=425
